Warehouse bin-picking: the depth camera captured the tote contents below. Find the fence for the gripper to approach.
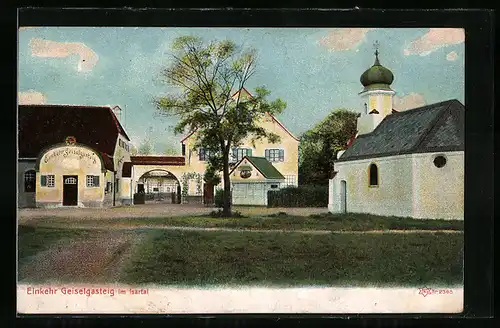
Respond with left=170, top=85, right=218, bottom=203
left=267, top=185, right=328, bottom=207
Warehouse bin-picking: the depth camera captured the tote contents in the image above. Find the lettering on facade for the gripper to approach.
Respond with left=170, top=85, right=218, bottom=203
left=43, top=147, right=98, bottom=165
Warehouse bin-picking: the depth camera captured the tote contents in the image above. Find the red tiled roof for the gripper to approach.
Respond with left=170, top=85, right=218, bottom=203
left=131, top=156, right=186, bottom=166
left=99, top=152, right=115, bottom=171
left=346, top=135, right=357, bottom=148
left=18, top=104, right=127, bottom=158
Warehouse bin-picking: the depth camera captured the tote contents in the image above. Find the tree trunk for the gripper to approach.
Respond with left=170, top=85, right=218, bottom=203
left=222, top=150, right=232, bottom=217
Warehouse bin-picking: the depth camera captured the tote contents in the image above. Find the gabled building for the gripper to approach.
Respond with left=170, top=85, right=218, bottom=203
left=180, top=88, right=300, bottom=201
left=328, top=51, right=464, bottom=220
left=18, top=104, right=132, bottom=208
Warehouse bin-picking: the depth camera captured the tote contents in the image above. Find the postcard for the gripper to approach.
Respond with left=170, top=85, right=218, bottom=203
left=17, top=23, right=464, bottom=314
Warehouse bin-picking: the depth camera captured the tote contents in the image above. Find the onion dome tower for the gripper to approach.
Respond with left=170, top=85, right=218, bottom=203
left=356, top=42, right=396, bottom=136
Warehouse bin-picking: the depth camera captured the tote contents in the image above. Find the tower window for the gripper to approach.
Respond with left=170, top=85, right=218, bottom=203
left=369, top=163, right=379, bottom=187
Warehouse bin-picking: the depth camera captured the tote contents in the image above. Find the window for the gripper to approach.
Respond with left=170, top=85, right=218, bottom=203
left=86, top=175, right=100, bottom=187
left=24, top=170, right=36, bottom=192
left=433, top=155, right=447, bottom=168
left=284, top=175, right=297, bottom=187
left=40, top=175, right=55, bottom=187
left=368, top=163, right=378, bottom=187
left=265, top=149, right=284, bottom=162
left=105, top=181, right=113, bottom=194
left=198, top=148, right=212, bottom=161
left=232, top=148, right=252, bottom=162
left=182, top=144, right=186, bottom=156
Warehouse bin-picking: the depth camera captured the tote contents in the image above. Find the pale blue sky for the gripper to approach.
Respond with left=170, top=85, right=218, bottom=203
left=18, top=27, right=464, bottom=154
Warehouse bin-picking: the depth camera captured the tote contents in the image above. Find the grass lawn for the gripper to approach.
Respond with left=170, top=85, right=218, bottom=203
left=18, top=225, right=463, bottom=286
left=28, top=212, right=464, bottom=231
left=121, top=229, right=463, bottom=287
left=17, top=225, right=94, bottom=263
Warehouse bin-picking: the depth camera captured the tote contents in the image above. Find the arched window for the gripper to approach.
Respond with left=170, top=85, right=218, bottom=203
left=24, top=170, right=36, bottom=192
left=369, top=163, right=379, bottom=187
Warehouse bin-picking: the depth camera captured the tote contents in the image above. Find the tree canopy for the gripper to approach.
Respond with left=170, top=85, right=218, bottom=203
left=154, top=36, right=286, bottom=215
left=299, top=109, right=359, bottom=185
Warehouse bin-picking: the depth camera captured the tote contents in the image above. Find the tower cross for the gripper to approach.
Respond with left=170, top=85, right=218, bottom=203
left=373, top=40, right=380, bottom=57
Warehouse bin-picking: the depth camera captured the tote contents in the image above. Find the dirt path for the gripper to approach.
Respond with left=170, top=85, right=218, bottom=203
left=18, top=230, right=143, bottom=284
left=21, top=223, right=463, bottom=235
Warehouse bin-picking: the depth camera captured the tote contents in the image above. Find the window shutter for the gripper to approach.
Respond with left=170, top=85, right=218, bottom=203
left=94, top=175, right=100, bottom=187
left=232, top=148, right=237, bottom=159
left=40, top=175, right=47, bottom=187
left=265, top=149, right=269, bottom=160
left=279, top=149, right=285, bottom=161
left=182, top=144, right=186, bottom=156
left=198, top=148, right=203, bottom=161
left=247, top=149, right=252, bottom=156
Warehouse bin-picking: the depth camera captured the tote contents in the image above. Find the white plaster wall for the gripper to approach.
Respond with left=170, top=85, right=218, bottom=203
left=412, top=151, right=464, bottom=220
left=329, top=154, right=414, bottom=217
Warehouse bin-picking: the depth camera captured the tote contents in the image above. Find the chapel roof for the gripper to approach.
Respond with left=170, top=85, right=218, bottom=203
left=336, top=99, right=464, bottom=162
left=18, top=104, right=129, bottom=158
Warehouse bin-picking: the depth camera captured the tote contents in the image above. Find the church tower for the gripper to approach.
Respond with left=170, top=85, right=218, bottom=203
left=356, top=43, right=395, bottom=136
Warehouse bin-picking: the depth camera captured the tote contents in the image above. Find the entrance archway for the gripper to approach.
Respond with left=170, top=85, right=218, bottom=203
left=136, top=169, right=181, bottom=204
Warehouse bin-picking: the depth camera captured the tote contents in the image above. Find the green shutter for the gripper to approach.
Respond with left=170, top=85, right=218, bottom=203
left=40, top=175, right=47, bottom=187
left=247, top=149, right=252, bottom=156
left=94, top=175, right=100, bottom=187
left=279, top=149, right=285, bottom=161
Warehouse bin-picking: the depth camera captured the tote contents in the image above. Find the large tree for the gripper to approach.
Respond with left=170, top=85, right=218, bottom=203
left=299, top=109, right=358, bottom=185
left=155, top=36, right=286, bottom=216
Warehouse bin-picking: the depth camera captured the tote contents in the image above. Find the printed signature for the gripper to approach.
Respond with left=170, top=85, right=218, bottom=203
left=418, top=287, right=454, bottom=297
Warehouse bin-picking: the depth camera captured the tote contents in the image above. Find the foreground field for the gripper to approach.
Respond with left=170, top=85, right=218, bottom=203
left=22, top=212, right=464, bottom=232
left=18, top=225, right=463, bottom=287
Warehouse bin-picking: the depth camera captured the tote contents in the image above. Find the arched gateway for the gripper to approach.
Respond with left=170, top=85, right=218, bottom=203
left=125, top=156, right=206, bottom=205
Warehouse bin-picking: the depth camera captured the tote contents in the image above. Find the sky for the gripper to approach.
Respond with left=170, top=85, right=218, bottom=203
left=18, top=27, right=465, bottom=155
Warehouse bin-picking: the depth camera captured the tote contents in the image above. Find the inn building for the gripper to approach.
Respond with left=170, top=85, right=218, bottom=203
left=18, top=104, right=132, bottom=208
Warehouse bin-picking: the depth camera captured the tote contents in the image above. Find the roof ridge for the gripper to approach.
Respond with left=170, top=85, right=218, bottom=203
left=391, top=99, right=460, bottom=116
left=19, top=104, right=113, bottom=109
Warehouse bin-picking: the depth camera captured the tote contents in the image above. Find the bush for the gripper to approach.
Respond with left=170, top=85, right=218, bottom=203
left=214, top=189, right=225, bottom=208
left=268, top=185, right=328, bottom=207
left=209, top=210, right=245, bottom=218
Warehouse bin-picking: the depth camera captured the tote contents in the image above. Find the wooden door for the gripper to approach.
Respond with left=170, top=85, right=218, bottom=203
left=63, top=175, right=78, bottom=206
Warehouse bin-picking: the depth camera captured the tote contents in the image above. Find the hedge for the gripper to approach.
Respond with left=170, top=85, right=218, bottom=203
left=267, top=185, right=328, bottom=207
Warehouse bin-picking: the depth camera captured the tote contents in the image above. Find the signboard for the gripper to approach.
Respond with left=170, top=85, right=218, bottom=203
left=40, top=146, right=101, bottom=170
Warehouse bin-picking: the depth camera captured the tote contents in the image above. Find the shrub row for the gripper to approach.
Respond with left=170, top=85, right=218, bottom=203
left=267, top=185, right=328, bottom=207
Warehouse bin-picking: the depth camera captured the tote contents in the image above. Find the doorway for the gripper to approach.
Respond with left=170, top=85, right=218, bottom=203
left=203, top=183, right=214, bottom=205
left=340, top=180, right=347, bottom=213
left=63, top=175, right=78, bottom=206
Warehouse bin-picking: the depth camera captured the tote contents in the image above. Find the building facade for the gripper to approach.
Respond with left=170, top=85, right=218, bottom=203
left=18, top=104, right=132, bottom=208
left=328, top=51, right=464, bottom=220
left=18, top=90, right=299, bottom=208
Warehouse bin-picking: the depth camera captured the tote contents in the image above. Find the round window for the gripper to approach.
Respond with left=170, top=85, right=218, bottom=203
left=240, top=170, right=251, bottom=179
left=433, top=155, right=447, bottom=168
